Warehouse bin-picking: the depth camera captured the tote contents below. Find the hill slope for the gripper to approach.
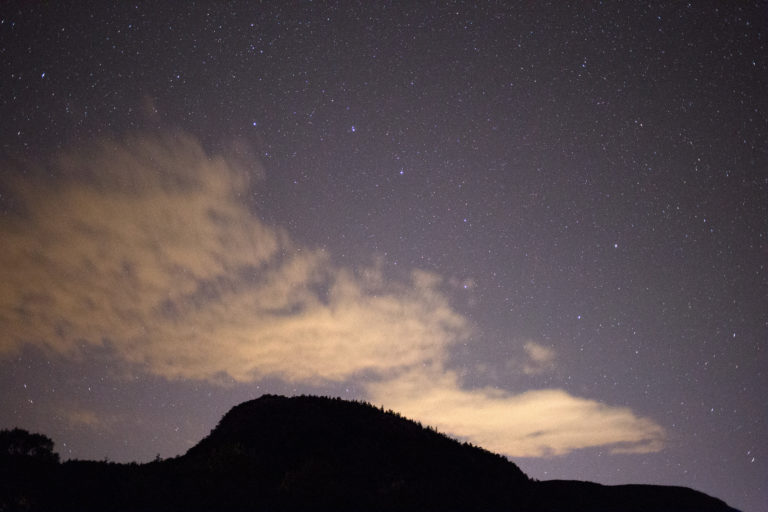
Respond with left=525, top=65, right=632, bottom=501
left=172, top=394, right=532, bottom=511
left=1, top=395, right=739, bottom=511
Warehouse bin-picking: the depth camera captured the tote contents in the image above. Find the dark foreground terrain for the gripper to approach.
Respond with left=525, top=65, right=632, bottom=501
left=0, top=394, right=739, bottom=511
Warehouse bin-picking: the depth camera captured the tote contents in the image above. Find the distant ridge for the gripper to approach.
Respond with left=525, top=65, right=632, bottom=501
left=0, top=394, right=740, bottom=511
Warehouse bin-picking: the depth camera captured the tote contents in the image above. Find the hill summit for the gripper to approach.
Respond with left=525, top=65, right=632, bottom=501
left=1, top=394, right=739, bottom=511
left=180, top=394, right=531, bottom=510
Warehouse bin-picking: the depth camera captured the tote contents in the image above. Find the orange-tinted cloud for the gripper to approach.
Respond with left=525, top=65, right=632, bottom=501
left=61, top=408, right=115, bottom=431
left=366, top=368, right=665, bottom=457
left=0, top=132, right=465, bottom=383
left=522, top=340, right=556, bottom=375
left=0, top=131, right=665, bottom=457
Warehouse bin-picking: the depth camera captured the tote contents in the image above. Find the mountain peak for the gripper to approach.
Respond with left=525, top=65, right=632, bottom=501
left=181, top=394, right=532, bottom=510
left=1, top=394, right=740, bottom=511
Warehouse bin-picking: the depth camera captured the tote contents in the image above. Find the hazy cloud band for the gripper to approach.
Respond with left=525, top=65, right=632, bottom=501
left=0, top=131, right=664, bottom=457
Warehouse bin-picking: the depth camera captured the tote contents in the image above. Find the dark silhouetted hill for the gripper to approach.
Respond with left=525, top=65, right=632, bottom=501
left=0, top=395, right=740, bottom=511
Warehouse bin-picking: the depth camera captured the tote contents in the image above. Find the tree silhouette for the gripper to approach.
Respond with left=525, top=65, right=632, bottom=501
left=0, top=428, right=60, bottom=511
left=0, top=428, right=59, bottom=463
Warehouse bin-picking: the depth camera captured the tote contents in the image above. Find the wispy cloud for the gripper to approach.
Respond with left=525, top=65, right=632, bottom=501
left=0, top=131, right=664, bottom=457
left=522, top=340, right=556, bottom=375
left=0, top=132, right=464, bottom=383
left=367, top=368, right=665, bottom=457
left=61, top=409, right=114, bottom=430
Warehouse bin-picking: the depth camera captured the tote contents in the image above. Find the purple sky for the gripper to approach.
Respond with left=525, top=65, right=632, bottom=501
left=1, top=2, right=765, bottom=511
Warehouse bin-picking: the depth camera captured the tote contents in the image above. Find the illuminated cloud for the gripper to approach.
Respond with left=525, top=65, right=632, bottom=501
left=0, top=131, right=664, bottom=457
left=61, top=409, right=113, bottom=430
left=367, top=368, right=665, bottom=457
left=0, top=132, right=466, bottom=383
left=522, top=340, right=556, bottom=375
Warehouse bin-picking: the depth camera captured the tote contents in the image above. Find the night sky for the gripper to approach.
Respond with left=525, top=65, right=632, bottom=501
left=1, top=2, right=766, bottom=511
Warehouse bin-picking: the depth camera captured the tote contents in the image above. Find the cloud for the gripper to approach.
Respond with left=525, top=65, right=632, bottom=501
left=366, top=368, right=665, bottom=457
left=61, top=409, right=113, bottom=430
left=0, top=132, right=465, bottom=383
left=522, top=340, right=556, bottom=375
left=500, top=340, right=556, bottom=376
left=0, top=130, right=664, bottom=457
